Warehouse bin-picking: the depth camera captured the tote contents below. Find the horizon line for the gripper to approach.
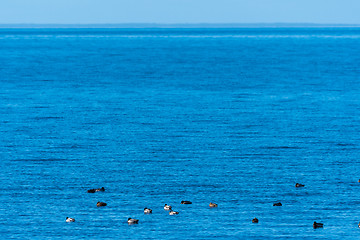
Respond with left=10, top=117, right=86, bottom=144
left=0, top=23, right=360, bottom=28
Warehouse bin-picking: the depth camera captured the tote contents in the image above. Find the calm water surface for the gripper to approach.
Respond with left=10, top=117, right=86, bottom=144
left=1, top=28, right=360, bottom=239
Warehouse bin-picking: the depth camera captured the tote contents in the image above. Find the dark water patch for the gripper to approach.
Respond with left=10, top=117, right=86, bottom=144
left=334, top=142, right=357, bottom=147
left=31, top=116, right=64, bottom=120
left=30, top=106, right=51, bottom=109
left=140, top=122, right=157, bottom=126
left=85, top=121, right=105, bottom=125
left=12, top=158, right=68, bottom=162
left=260, top=146, right=302, bottom=150
left=243, top=124, right=263, bottom=128
left=53, top=144, right=84, bottom=149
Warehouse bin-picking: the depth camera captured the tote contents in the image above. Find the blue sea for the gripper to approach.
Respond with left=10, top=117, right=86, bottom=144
left=1, top=27, right=360, bottom=239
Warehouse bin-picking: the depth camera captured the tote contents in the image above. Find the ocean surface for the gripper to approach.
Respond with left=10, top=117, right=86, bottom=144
left=1, top=27, right=360, bottom=239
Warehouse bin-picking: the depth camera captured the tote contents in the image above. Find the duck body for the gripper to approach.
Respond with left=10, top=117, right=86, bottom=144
left=169, top=210, right=179, bottom=215
left=88, top=187, right=105, bottom=193
left=128, top=218, right=139, bottom=224
left=313, top=221, right=323, bottom=228
left=252, top=218, right=259, bottom=223
left=144, top=208, right=152, bottom=214
left=181, top=201, right=192, bottom=204
left=209, top=202, right=218, bottom=208
left=66, top=217, right=75, bottom=222
left=164, top=204, right=172, bottom=210
left=273, top=202, right=282, bottom=206
left=295, top=183, right=305, bottom=187
left=97, top=202, right=107, bottom=207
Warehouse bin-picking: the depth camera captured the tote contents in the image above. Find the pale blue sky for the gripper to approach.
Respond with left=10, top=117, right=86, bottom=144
left=0, top=0, right=359, bottom=24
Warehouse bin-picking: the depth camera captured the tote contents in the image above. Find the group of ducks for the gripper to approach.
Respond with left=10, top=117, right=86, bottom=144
left=65, top=187, right=108, bottom=222
left=129, top=201, right=220, bottom=223
left=294, top=183, right=324, bottom=229
left=260, top=183, right=324, bottom=229
left=65, top=187, right=219, bottom=224
left=66, top=183, right=330, bottom=228
left=126, top=204, right=183, bottom=224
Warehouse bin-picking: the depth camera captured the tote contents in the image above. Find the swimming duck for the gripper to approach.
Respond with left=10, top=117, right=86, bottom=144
left=144, top=208, right=152, bottom=214
left=295, top=183, right=305, bottom=187
left=181, top=201, right=192, bottom=204
left=164, top=204, right=172, bottom=210
left=209, top=202, right=218, bottom=208
left=128, top=218, right=139, bottom=224
left=252, top=218, right=259, bottom=223
left=313, top=221, right=323, bottom=228
left=95, top=187, right=105, bottom=192
left=169, top=210, right=179, bottom=215
left=97, top=202, right=107, bottom=207
left=273, top=202, right=282, bottom=206
left=87, top=189, right=96, bottom=193
left=66, top=217, right=75, bottom=222
left=358, top=222, right=360, bottom=228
